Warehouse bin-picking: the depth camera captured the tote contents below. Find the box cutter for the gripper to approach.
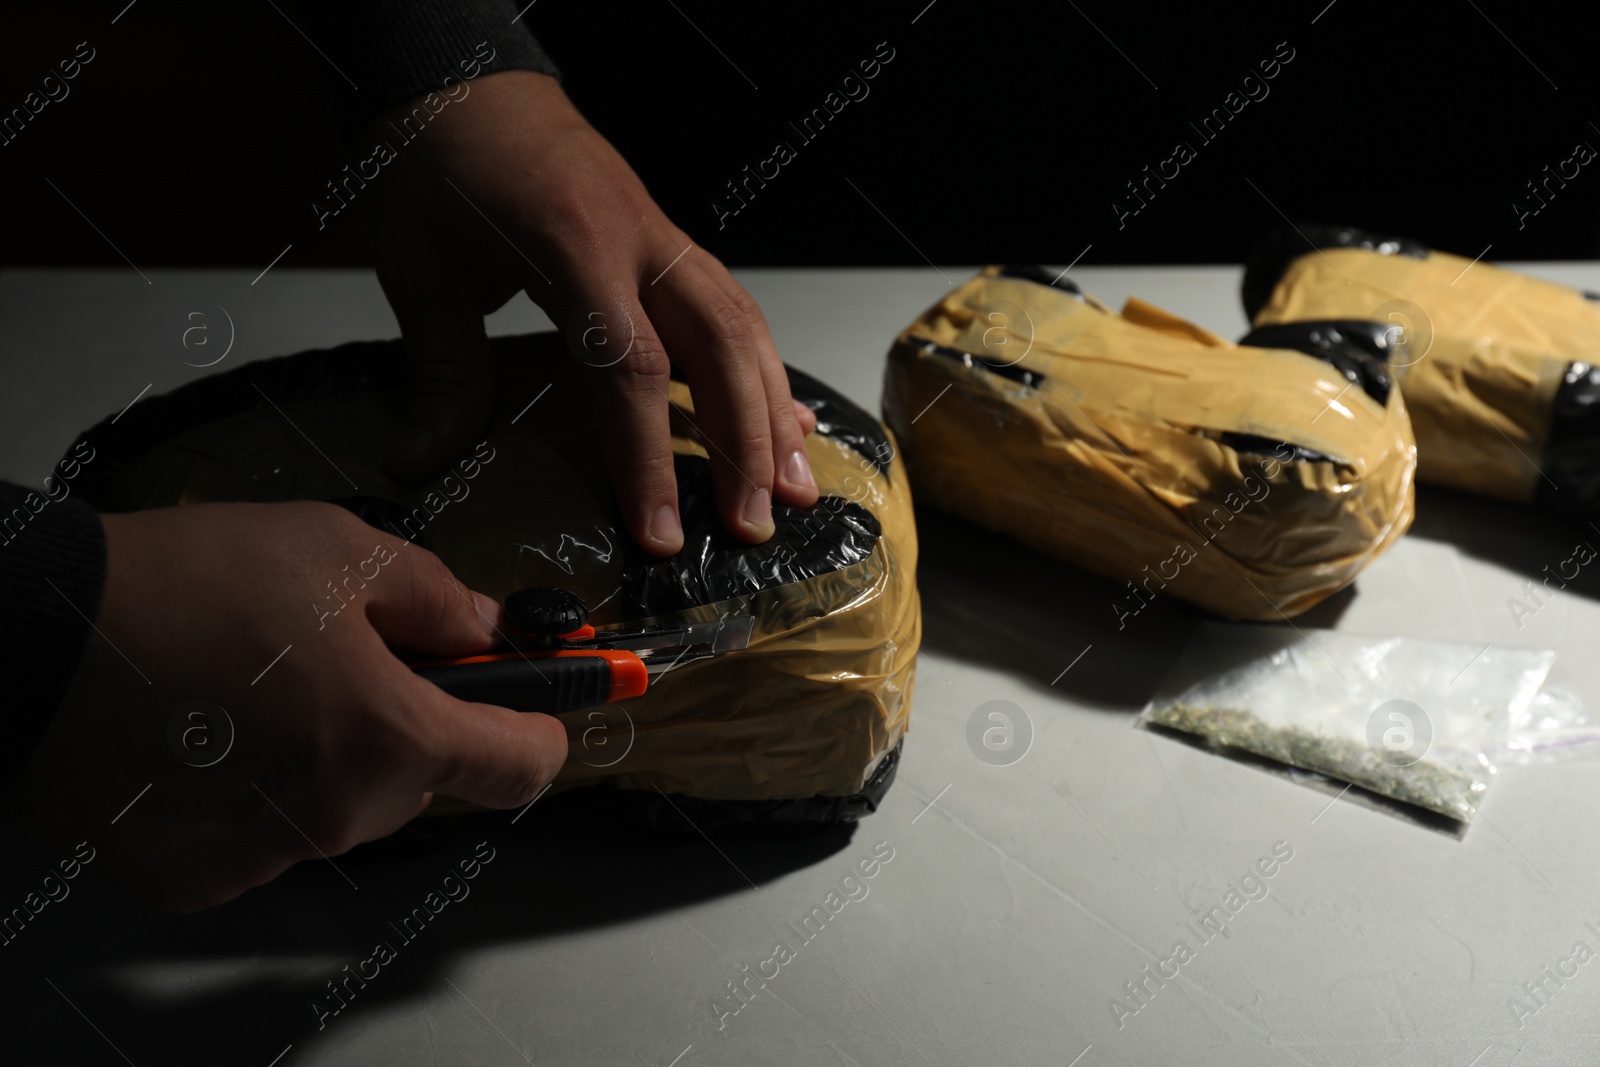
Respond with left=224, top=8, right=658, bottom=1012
left=409, top=587, right=754, bottom=715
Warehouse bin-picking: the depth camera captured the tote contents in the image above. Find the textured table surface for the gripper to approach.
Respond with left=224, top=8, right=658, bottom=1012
left=4, top=263, right=1600, bottom=1067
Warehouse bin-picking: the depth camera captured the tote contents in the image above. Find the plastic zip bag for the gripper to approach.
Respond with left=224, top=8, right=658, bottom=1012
left=1140, top=623, right=1555, bottom=824
left=1504, top=679, right=1600, bottom=764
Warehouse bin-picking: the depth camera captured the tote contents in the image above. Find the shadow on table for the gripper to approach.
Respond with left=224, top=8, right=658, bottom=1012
left=1406, top=482, right=1600, bottom=600
left=912, top=477, right=1600, bottom=712
left=911, top=506, right=1356, bottom=713
left=15, top=487, right=1577, bottom=1063
left=0, top=787, right=854, bottom=1064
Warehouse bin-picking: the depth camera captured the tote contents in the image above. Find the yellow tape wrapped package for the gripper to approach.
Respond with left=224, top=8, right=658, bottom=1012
left=882, top=266, right=1417, bottom=621
left=94, top=332, right=920, bottom=806
left=1252, top=243, right=1600, bottom=503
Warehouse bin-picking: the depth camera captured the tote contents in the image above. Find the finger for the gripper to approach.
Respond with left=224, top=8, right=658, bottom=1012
left=752, top=333, right=819, bottom=508
left=335, top=638, right=565, bottom=811
left=793, top=399, right=817, bottom=436
left=643, top=260, right=787, bottom=541
left=346, top=511, right=566, bottom=808
left=569, top=288, right=684, bottom=556
left=375, top=262, right=496, bottom=482
left=687, top=269, right=817, bottom=508
left=362, top=539, right=503, bottom=653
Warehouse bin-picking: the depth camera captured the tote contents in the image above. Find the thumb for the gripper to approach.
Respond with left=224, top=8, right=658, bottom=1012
left=415, top=686, right=569, bottom=809
left=361, top=528, right=568, bottom=807
left=377, top=265, right=496, bottom=482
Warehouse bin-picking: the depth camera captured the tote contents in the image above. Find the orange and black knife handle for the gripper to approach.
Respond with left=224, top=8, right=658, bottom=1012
left=412, top=649, right=649, bottom=714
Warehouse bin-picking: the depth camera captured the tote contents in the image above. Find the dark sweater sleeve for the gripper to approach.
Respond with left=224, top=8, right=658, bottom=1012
left=0, top=482, right=107, bottom=793
left=290, top=0, right=562, bottom=137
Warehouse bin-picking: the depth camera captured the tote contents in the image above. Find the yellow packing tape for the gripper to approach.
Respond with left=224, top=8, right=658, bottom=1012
left=884, top=266, right=1416, bottom=620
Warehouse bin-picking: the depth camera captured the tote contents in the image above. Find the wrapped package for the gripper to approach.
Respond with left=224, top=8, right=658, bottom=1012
left=882, top=265, right=1417, bottom=621
left=1244, top=224, right=1600, bottom=514
left=71, top=332, right=920, bottom=833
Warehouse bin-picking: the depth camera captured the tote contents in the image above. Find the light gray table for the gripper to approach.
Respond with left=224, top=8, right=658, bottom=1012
left=4, top=264, right=1600, bottom=1067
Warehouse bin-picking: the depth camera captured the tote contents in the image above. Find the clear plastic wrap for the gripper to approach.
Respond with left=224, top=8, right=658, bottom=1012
left=1245, top=224, right=1600, bottom=514
left=1504, top=680, right=1600, bottom=764
left=882, top=265, right=1417, bottom=621
left=70, top=332, right=921, bottom=831
left=1140, top=623, right=1556, bottom=824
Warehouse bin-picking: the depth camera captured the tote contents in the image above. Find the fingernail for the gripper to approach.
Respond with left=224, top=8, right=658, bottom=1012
left=470, top=591, right=502, bottom=640
left=649, top=504, right=682, bottom=549
left=784, top=449, right=815, bottom=491
left=741, top=488, right=773, bottom=533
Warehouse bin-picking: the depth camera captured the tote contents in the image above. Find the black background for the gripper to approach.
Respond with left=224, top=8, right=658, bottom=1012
left=4, top=0, right=1599, bottom=269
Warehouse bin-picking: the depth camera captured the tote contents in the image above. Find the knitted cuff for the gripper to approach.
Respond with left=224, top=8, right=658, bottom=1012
left=0, top=490, right=107, bottom=792
left=291, top=0, right=562, bottom=138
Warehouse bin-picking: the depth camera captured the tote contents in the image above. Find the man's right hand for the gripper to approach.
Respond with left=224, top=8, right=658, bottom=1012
left=2, top=500, right=566, bottom=912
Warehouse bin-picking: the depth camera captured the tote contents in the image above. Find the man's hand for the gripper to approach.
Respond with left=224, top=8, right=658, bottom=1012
left=3, top=502, right=566, bottom=912
left=360, top=71, right=820, bottom=556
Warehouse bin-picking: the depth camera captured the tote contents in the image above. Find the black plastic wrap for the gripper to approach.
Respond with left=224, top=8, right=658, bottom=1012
left=621, top=740, right=902, bottom=837
left=996, top=262, right=1086, bottom=297
left=786, top=365, right=896, bottom=475
left=1538, top=361, right=1600, bottom=516
left=74, top=341, right=897, bottom=506
left=337, top=460, right=886, bottom=620
left=884, top=263, right=1417, bottom=621
left=65, top=336, right=915, bottom=836
left=1212, top=432, right=1333, bottom=465
left=917, top=338, right=1050, bottom=389
left=1239, top=320, right=1396, bottom=408
left=1244, top=222, right=1600, bottom=514
left=619, top=454, right=881, bottom=616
